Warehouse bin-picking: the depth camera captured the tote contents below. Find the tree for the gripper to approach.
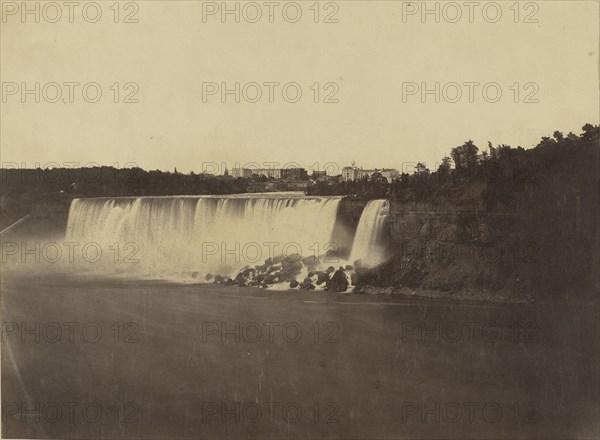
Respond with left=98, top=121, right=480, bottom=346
left=553, top=131, right=564, bottom=142
left=415, top=162, right=430, bottom=174
left=566, top=132, right=579, bottom=142
left=437, top=156, right=451, bottom=181
left=488, top=141, right=498, bottom=160
left=581, top=124, right=599, bottom=142
left=537, top=136, right=556, bottom=148
left=366, top=172, right=390, bottom=198
left=451, top=140, right=479, bottom=177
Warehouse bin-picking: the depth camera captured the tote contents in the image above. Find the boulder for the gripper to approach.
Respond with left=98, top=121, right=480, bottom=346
left=327, top=267, right=349, bottom=292
left=233, top=272, right=245, bottom=284
left=280, top=257, right=303, bottom=280
left=240, top=266, right=255, bottom=277
left=300, top=277, right=316, bottom=290
left=267, top=265, right=282, bottom=274
left=313, top=271, right=330, bottom=285
left=264, top=274, right=280, bottom=285
left=255, top=263, right=268, bottom=273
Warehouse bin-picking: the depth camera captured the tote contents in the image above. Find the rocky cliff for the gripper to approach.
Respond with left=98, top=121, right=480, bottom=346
left=357, top=186, right=598, bottom=302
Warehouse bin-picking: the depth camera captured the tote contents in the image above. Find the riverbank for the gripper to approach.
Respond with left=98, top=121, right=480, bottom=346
left=352, top=284, right=537, bottom=304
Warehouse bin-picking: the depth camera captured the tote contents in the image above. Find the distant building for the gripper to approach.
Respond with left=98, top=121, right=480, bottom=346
left=230, top=167, right=252, bottom=178
left=282, top=168, right=308, bottom=181
left=342, top=167, right=360, bottom=181
left=341, top=165, right=399, bottom=183
left=230, top=167, right=309, bottom=181
left=253, top=168, right=282, bottom=179
left=312, top=170, right=328, bottom=181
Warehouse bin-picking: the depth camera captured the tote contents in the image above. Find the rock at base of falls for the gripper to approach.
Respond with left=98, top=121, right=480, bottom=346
left=215, top=255, right=355, bottom=293
left=328, top=267, right=350, bottom=292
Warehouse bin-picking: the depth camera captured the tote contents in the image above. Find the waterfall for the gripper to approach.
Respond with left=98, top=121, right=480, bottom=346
left=349, top=199, right=389, bottom=268
left=65, top=193, right=341, bottom=280
left=64, top=193, right=391, bottom=282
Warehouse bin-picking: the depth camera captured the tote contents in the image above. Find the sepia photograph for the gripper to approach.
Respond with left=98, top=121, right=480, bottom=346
left=0, top=1, right=599, bottom=438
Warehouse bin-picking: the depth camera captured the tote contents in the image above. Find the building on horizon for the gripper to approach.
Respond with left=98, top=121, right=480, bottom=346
left=341, top=165, right=400, bottom=183
left=230, top=167, right=308, bottom=181
left=341, top=166, right=360, bottom=182
left=281, top=168, right=308, bottom=181
left=230, top=167, right=252, bottom=178
left=312, top=170, right=328, bottom=181
left=254, top=168, right=282, bottom=179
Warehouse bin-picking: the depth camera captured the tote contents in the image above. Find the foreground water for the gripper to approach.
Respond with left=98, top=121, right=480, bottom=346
left=1, top=273, right=598, bottom=439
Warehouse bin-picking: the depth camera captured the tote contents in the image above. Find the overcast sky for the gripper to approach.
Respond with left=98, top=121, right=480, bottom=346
left=1, top=1, right=598, bottom=175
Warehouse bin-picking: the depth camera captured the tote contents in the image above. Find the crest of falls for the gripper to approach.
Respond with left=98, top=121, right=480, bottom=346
left=349, top=199, right=389, bottom=268
left=64, top=193, right=390, bottom=281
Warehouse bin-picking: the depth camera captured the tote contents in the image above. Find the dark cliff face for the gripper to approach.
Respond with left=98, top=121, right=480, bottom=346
left=360, top=141, right=599, bottom=300
left=359, top=199, right=598, bottom=300
left=380, top=203, right=535, bottom=294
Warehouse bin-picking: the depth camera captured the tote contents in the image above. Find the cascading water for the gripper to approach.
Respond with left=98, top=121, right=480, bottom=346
left=64, top=193, right=392, bottom=283
left=349, top=199, right=389, bottom=268
left=65, top=193, right=342, bottom=281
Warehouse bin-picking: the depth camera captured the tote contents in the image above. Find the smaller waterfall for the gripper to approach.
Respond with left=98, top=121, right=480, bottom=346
left=349, top=200, right=389, bottom=268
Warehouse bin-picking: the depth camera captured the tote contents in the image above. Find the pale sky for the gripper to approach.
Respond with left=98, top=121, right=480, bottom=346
left=1, top=1, right=598, bottom=175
